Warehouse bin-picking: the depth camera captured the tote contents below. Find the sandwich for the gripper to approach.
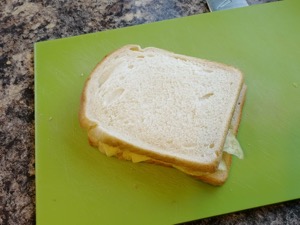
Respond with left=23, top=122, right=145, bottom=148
left=79, top=45, right=246, bottom=186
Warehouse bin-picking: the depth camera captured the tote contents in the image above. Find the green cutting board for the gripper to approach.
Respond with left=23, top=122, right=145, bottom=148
left=35, top=1, right=300, bottom=224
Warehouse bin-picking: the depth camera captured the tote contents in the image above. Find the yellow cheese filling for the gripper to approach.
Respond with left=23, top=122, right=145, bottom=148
left=98, top=142, right=151, bottom=163
left=97, top=129, right=243, bottom=172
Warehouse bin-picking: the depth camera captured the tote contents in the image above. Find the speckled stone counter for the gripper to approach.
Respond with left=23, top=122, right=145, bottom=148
left=1, top=0, right=299, bottom=225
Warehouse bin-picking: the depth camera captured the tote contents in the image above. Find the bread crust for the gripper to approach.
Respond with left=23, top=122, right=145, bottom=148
left=79, top=45, right=246, bottom=185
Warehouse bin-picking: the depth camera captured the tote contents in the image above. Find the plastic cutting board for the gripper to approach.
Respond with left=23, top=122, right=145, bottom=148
left=34, top=0, right=300, bottom=224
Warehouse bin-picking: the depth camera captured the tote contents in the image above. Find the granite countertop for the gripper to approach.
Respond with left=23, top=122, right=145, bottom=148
left=1, top=0, right=299, bottom=224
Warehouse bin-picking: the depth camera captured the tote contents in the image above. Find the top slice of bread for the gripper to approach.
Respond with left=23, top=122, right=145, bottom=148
left=80, top=45, right=244, bottom=173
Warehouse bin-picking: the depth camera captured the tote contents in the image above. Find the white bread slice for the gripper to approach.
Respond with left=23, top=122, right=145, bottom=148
left=79, top=45, right=245, bottom=184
